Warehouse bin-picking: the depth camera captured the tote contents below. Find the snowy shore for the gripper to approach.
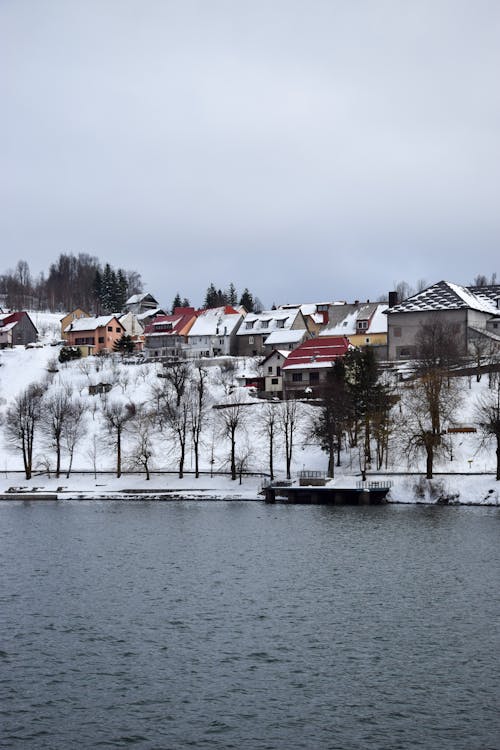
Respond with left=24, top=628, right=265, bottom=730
left=0, top=471, right=498, bottom=505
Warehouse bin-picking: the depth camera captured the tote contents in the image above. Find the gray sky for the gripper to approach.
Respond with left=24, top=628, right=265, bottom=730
left=1, top=0, right=499, bottom=309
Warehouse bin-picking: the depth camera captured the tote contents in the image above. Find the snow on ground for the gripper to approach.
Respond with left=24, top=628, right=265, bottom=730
left=0, top=338, right=499, bottom=504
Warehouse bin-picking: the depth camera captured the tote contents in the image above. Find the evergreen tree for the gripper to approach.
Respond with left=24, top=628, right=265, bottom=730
left=172, top=292, right=182, bottom=313
left=239, top=288, right=254, bottom=312
left=93, top=269, right=102, bottom=313
left=113, top=334, right=135, bottom=355
left=116, top=269, right=128, bottom=311
left=204, top=283, right=218, bottom=309
left=181, top=297, right=191, bottom=308
left=226, top=282, right=238, bottom=306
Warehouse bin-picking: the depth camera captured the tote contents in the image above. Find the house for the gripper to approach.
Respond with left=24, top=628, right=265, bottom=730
left=385, top=281, right=500, bottom=360
left=60, top=308, right=90, bottom=341
left=0, top=312, right=38, bottom=348
left=143, top=307, right=199, bottom=360
left=278, top=302, right=337, bottom=336
left=187, top=306, right=243, bottom=358
left=64, top=315, right=126, bottom=355
left=118, top=312, right=145, bottom=351
left=260, top=349, right=290, bottom=397
left=282, top=336, right=351, bottom=398
left=236, top=308, right=309, bottom=357
left=320, top=302, right=388, bottom=358
left=136, top=307, right=167, bottom=327
left=124, top=292, right=160, bottom=315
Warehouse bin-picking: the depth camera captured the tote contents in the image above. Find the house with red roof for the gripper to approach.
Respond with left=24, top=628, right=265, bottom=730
left=0, top=312, right=38, bottom=348
left=143, top=307, right=199, bottom=360
left=282, top=336, right=351, bottom=398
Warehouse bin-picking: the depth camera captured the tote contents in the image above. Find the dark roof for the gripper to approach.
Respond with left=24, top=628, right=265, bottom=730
left=386, top=280, right=500, bottom=315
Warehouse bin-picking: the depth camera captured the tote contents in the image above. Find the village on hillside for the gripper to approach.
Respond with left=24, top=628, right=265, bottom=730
left=1, top=277, right=500, bottom=506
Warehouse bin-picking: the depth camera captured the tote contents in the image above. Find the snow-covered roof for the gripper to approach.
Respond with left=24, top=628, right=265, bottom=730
left=64, top=316, right=121, bottom=333
left=237, top=309, right=301, bottom=335
left=387, top=281, right=500, bottom=315
left=188, top=307, right=242, bottom=337
left=320, top=303, right=387, bottom=336
left=264, top=329, right=307, bottom=346
left=136, top=308, right=165, bottom=321
left=0, top=321, right=17, bottom=333
left=125, top=293, right=158, bottom=305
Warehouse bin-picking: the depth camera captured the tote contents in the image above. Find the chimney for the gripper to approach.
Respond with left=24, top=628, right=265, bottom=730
left=388, top=291, right=399, bottom=308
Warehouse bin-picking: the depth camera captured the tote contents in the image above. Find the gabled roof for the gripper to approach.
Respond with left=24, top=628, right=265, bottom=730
left=0, top=311, right=37, bottom=330
left=283, top=336, right=351, bottom=370
left=264, top=329, right=307, bottom=346
left=125, top=292, right=158, bottom=306
left=320, top=302, right=388, bottom=335
left=188, top=306, right=242, bottom=337
left=260, top=349, right=290, bottom=366
left=64, top=315, right=124, bottom=333
left=386, top=281, right=500, bottom=315
left=236, top=308, right=302, bottom=335
left=144, top=307, right=198, bottom=337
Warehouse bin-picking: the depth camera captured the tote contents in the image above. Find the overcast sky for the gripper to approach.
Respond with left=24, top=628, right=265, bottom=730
left=1, top=0, right=499, bottom=308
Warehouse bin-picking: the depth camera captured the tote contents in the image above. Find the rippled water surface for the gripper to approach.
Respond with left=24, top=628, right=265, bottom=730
left=0, top=501, right=499, bottom=749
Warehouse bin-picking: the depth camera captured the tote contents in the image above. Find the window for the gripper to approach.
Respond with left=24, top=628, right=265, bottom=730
left=261, top=320, right=269, bottom=329
left=309, top=372, right=319, bottom=383
left=248, top=336, right=254, bottom=344
left=292, top=372, right=303, bottom=382
left=277, top=366, right=281, bottom=376
left=357, top=320, right=368, bottom=330
left=276, top=319, right=285, bottom=328
left=245, top=321, right=254, bottom=330
left=98, top=336, right=104, bottom=344
left=271, top=378, right=279, bottom=385
left=108, top=326, right=112, bottom=332
left=493, top=323, right=499, bottom=329
left=268, top=366, right=273, bottom=373
left=365, top=337, right=370, bottom=344
left=116, top=327, right=121, bottom=333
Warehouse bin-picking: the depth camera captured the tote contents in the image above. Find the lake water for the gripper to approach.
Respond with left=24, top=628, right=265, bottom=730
left=0, top=501, right=499, bottom=750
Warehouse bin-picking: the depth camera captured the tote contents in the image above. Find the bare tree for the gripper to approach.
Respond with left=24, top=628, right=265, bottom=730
left=62, top=399, right=85, bottom=478
left=128, top=406, right=156, bottom=480
left=5, top=383, right=44, bottom=479
left=43, top=386, right=75, bottom=477
left=102, top=401, right=136, bottom=478
left=159, top=391, right=190, bottom=478
left=278, top=398, right=301, bottom=480
left=469, top=335, right=489, bottom=382
left=163, top=361, right=190, bottom=407
left=258, top=402, right=279, bottom=480
left=217, top=397, right=247, bottom=480
left=189, top=366, right=209, bottom=478
left=399, top=378, right=461, bottom=479
left=475, top=381, right=500, bottom=480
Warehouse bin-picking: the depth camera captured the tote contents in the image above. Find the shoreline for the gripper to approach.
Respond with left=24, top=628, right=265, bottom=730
left=0, top=471, right=499, bottom=506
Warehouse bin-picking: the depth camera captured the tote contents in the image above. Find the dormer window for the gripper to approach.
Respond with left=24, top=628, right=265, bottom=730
left=245, top=321, right=254, bottom=330
left=276, top=319, right=286, bottom=328
left=261, top=320, right=269, bottom=329
left=357, top=320, right=368, bottom=331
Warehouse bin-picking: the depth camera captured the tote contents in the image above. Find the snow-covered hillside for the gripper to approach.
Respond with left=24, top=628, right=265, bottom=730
left=0, top=334, right=499, bottom=505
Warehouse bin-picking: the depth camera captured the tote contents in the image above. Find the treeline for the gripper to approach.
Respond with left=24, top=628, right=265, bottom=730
left=171, top=282, right=263, bottom=313
left=0, top=254, right=143, bottom=313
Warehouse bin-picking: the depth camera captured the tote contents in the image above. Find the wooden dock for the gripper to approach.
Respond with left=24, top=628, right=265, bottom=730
left=264, top=473, right=391, bottom=505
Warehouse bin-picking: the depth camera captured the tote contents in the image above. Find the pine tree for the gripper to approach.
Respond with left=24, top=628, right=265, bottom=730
left=181, top=297, right=190, bottom=308
left=172, top=292, right=182, bottom=313
left=226, top=282, right=238, bottom=306
left=204, top=283, right=218, bottom=309
left=116, top=269, right=128, bottom=311
left=239, top=288, right=254, bottom=312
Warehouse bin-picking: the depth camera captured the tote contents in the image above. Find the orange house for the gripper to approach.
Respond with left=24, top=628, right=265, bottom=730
left=64, top=315, right=126, bottom=355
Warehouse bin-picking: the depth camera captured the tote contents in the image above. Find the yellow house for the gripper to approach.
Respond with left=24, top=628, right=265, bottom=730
left=60, top=308, right=90, bottom=341
left=319, top=302, right=388, bottom=351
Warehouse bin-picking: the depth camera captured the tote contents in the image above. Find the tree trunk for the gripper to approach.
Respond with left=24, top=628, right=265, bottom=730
left=426, top=443, right=433, bottom=479
left=116, top=428, right=122, bottom=478
left=327, top=444, right=335, bottom=478
left=230, top=427, right=236, bottom=480
left=496, top=437, right=500, bottom=481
